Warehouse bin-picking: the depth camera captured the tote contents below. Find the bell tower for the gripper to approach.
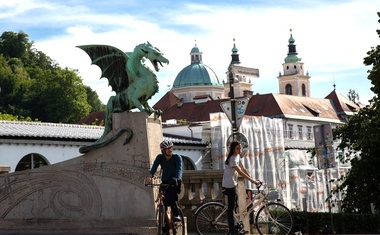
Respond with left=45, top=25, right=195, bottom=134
left=278, top=29, right=311, bottom=97
left=224, top=38, right=256, bottom=98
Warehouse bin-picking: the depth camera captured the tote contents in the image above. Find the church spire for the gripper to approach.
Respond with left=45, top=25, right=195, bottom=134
left=230, top=38, right=240, bottom=65
left=285, top=28, right=301, bottom=63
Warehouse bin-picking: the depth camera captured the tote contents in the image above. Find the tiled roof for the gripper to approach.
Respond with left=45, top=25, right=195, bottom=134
left=246, top=93, right=345, bottom=122
left=153, top=91, right=181, bottom=112
left=77, top=90, right=359, bottom=126
left=76, top=111, right=105, bottom=125
left=159, top=98, right=229, bottom=122
left=164, top=133, right=208, bottom=146
left=0, top=120, right=206, bottom=146
left=0, top=121, right=103, bottom=140
left=325, top=90, right=361, bottom=114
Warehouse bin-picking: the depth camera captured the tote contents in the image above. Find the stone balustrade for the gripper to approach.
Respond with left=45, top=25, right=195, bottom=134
left=179, top=170, right=225, bottom=232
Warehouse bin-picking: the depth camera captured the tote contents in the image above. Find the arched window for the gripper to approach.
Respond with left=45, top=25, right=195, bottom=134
left=182, top=156, right=195, bottom=170
left=302, top=83, right=306, bottom=96
left=15, top=153, right=49, bottom=171
left=285, top=84, right=292, bottom=95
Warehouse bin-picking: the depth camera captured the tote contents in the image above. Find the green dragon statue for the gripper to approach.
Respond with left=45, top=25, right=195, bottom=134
left=77, top=42, right=169, bottom=152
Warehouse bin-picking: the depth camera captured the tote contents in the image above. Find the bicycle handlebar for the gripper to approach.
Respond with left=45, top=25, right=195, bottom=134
left=145, top=183, right=172, bottom=188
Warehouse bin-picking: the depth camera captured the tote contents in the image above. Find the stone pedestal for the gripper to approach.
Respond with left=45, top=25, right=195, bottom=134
left=0, top=112, right=162, bottom=234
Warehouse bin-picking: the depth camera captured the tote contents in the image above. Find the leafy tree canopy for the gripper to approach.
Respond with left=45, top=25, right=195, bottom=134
left=0, top=31, right=104, bottom=123
left=334, top=12, right=380, bottom=214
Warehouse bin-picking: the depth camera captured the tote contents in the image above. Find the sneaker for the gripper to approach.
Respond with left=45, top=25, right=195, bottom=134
left=229, top=230, right=249, bottom=235
left=238, top=229, right=249, bottom=234
left=173, top=215, right=182, bottom=222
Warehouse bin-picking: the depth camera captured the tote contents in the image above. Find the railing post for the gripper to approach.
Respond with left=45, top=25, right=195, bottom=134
left=237, top=177, right=250, bottom=232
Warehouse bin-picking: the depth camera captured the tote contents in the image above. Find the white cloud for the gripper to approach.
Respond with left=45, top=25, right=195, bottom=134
left=2, top=0, right=378, bottom=105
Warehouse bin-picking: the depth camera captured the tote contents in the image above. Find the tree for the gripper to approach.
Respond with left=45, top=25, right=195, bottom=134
left=86, top=86, right=105, bottom=113
left=0, top=30, right=103, bottom=123
left=334, top=12, right=380, bottom=214
left=0, top=31, right=32, bottom=59
left=28, top=67, right=91, bottom=123
left=347, top=89, right=360, bottom=104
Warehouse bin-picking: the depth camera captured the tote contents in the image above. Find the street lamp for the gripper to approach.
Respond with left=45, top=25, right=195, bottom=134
left=228, top=65, right=237, bottom=135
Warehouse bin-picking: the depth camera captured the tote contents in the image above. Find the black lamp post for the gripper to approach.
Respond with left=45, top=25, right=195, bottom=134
left=228, top=65, right=237, bottom=135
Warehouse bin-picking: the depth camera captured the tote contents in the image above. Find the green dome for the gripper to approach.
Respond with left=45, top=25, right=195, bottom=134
left=173, top=63, right=223, bottom=88
left=191, top=46, right=200, bottom=53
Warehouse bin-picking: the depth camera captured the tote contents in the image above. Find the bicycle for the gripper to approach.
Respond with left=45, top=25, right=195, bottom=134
left=194, top=182, right=294, bottom=235
left=146, top=183, right=185, bottom=235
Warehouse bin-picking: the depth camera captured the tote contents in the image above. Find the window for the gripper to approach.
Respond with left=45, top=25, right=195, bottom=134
left=285, top=84, right=292, bottom=95
left=182, top=156, right=195, bottom=170
left=298, top=125, right=303, bottom=139
left=15, top=153, right=49, bottom=171
left=307, top=126, right=312, bottom=140
left=302, top=84, right=306, bottom=96
left=288, top=124, right=294, bottom=139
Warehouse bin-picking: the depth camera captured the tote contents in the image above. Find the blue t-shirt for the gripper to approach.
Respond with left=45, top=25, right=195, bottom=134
left=149, top=153, right=183, bottom=182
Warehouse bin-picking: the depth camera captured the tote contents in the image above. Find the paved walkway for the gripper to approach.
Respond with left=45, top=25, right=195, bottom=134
left=1, top=233, right=199, bottom=235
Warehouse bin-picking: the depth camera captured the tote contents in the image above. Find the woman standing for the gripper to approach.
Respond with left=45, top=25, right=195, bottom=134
left=222, top=140, right=261, bottom=235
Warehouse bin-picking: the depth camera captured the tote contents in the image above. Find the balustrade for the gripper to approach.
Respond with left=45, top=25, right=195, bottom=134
left=179, top=170, right=224, bottom=232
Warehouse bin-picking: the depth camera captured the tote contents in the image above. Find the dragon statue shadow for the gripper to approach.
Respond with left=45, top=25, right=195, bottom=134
left=77, top=42, right=169, bottom=153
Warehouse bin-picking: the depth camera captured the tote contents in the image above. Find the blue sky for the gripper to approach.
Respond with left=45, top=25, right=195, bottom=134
left=0, top=0, right=378, bottom=105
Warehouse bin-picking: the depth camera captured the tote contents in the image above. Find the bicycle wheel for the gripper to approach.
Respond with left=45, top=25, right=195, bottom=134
left=194, top=202, right=229, bottom=235
left=157, top=204, right=164, bottom=235
left=255, top=202, right=293, bottom=235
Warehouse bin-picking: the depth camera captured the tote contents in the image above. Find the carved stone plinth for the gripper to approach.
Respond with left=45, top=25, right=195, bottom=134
left=0, top=112, right=162, bottom=234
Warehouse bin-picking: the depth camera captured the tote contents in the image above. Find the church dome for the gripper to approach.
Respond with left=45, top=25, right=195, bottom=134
left=172, top=44, right=223, bottom=88
left=173, top=63, right=222, bottom=88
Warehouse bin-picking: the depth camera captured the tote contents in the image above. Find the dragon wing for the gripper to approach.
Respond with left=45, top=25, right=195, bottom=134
left=77, top=45, right=129, bottom=93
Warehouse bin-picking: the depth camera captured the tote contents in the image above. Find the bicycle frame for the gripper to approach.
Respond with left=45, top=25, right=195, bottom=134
left=146, top=183, right=185, bottom=235
left=201, top=188, right=266, bottom=227
left=195, top=183, right=294, bottom=235
left=235, top=190, right=266, bottom=222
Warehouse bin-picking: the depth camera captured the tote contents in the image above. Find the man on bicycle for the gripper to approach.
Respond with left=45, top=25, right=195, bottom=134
left=145, top=140, right=183, bottom=225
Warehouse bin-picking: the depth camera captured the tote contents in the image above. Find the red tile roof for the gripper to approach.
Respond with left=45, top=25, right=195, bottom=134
left=153, top=91, right=181, bottom=112
left=246, top=93, right=341, bottom=121
left=159, top=98, right=229, bottom=122
left=77, top=90, right=359, bottom=125
left=76, top=111, right=105, bottom=125
left=325, top=90, right=360, bottom=114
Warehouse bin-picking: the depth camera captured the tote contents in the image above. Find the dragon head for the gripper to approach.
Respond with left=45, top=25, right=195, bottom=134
left=139, top=42, right=169, bottom=72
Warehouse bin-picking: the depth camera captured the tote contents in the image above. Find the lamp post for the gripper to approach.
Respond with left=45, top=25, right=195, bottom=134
left=228, top=65, right=237, bottom=136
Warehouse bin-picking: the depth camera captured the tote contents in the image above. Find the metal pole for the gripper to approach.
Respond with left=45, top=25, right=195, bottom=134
left=228, top=66, right=237, bottom=137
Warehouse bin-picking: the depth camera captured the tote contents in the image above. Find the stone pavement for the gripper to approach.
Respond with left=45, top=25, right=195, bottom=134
left=0, top=233, right=200, bottom=235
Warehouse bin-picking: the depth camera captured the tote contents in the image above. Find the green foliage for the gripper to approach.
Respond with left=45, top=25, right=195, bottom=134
left=347, top=89, right=360, bottom=104
left=292, top=211, right=380, bottom=234
left=0, top=30, right=104, bottom=123
left=0, top=112, right=36, bottom=121
left=333, top=12, right=380, bottom=214
left=86, top=86, right=105, bottom=113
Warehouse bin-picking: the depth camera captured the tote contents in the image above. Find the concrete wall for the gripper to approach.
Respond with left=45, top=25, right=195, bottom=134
left=0, top=112, right=162, bottom=234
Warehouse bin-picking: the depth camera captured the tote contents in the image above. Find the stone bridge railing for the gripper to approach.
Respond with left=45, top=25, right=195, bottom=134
left=179, top=170, right=225, bottom=232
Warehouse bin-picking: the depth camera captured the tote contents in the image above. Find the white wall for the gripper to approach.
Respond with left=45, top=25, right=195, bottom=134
left=0, top=140, right=89, bottom=172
